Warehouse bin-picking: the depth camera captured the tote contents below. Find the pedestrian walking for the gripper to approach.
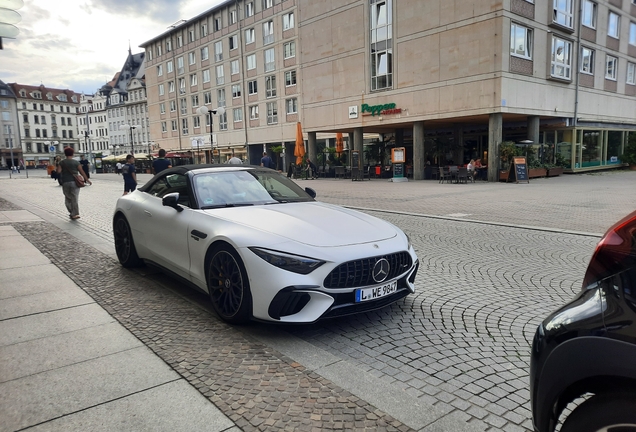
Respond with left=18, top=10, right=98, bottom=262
left=80, top=155, right=90, bottom=179
left=122, top=154, right=137, bottom=195
left=116, top=161, right=123, bottom=175
left=56, top=147, right=91, bottom=220
left=152, top=149, right=172, bottom=174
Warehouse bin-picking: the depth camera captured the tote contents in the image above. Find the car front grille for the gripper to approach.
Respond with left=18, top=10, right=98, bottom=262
left=323, top=251, right=413, bottom=289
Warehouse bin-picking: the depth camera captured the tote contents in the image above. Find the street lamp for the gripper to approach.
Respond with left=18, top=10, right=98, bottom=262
left=119, top=124, right=138, bottom=155
left=196, top=105, right=225, bottom=164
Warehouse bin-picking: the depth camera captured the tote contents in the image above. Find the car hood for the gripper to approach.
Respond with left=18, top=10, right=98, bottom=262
left=206, top=202, right=398, bottom=247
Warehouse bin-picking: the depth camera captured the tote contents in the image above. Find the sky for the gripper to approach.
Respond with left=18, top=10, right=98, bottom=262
left=0, top=0, right=224, bottom=94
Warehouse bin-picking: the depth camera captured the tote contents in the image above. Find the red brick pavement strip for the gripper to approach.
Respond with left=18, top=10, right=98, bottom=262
left=11, top=218, right=414, bottom=432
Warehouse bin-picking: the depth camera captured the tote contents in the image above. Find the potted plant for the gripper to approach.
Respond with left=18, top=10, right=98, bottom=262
left=270, top=145, right=284, bottom=170
left=527, top=156, right=547, bottom=178
left=499, top=141, right=519, bottom=181
left=621, top=132, right=636, bottom=170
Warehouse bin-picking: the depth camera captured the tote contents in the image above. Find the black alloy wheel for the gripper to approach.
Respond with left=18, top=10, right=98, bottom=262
left=113, top=216, right=143, bottom=268
left=207, top=244, right=252, bottom=324
left=561, top=393, right=636, bottom=432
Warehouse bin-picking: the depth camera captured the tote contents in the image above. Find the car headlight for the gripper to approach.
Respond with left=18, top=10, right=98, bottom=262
left=249, top=247, right=325, bottom=274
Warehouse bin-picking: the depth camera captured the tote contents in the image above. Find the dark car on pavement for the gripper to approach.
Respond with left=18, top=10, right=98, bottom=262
left=530, top=210, right=636, bottom=432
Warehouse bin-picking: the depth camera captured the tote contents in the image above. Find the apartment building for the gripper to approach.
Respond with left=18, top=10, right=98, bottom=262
left=8, top=83, right=80, bottom=167
left=141, top=0, right=636, bottom=177
left=77, top=92, right=109, bottom=162
left=0, top=80, right=21, bottom=168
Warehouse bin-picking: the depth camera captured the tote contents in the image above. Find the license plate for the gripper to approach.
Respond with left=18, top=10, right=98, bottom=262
left=355, top=280, right=398, bottom=303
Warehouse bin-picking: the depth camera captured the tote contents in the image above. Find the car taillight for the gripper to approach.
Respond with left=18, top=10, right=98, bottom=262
left=583, top=210, right=636, bottom=289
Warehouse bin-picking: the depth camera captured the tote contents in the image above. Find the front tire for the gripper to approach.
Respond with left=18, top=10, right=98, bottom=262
left=113, top=216, right=143, bottom=268
left=561, top=393, right=636, bottom=432
left=207, top=244, right=252, bottom=324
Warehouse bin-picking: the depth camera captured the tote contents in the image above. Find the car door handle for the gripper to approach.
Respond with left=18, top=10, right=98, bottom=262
left=144, top=210, right=152, bottom=217
left=191, top=229, right=207, bottom=241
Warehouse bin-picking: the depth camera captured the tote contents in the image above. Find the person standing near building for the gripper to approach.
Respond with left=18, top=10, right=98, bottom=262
left=152, top=149, right=172, bottom=174
left=122, top=154, right=137, bottom=195
left=56, top=147, right=91, bottom=219
left=80, top=155, right=90, bottom=179
left=116, top=161, right=123, bottom=175
left=260, top=152, right=274, bottom=169
left=227, top=155, right=242, bottom=164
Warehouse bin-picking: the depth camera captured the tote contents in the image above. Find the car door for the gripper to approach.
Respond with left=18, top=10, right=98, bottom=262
left=139, top=173, right=193, bottom=279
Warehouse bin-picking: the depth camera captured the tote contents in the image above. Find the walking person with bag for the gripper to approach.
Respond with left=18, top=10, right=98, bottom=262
left=122, top=154, right=137, bottom=195
left=56, top=147, right=91, bottom=220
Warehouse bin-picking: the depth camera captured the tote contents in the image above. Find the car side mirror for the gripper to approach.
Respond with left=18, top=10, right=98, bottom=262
left=162, top=192, right=184, bottom=212
left=305, top=187, right=316, bottom=199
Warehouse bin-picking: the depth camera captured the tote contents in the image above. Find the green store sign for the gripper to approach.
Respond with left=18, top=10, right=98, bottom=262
left=361, top=103, right=402, bottom=116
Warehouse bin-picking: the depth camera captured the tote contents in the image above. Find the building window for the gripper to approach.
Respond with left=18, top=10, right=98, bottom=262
left=62, top=130, right=67, bottom=138
left=248, top=80, right=258, bottom=94
left=189, top=51, right=196, bottom=65
left=201, top=23, right=208, bottom=37
left=630, top=22, right=636, bottom=46
left=552, top=0, right=573, bottom=29
left=233, top=108, right=243, bottom=122
left=216, top=65, right=225, bottom=85
left=263, top=0, right=273, bottom=9
left=283, top=13, right=294, bottom=30
left=182, top=118, right=188, bottom=135
left=580, top=47, right=594, bottom=74
left=550, top=36, right=572, bottom=80
left=510, top=23, right=532, bottom=59
left=286, top=98, right=297, bottom=114
left=190, top=73, right=198, bottom=86
left=169, top=81, right=175, bottom=93
left=627, top=62, right=636, bottom=85
left=370, top=0, right=393, bottom=91
left=263, top=21, right=274, bottom=45
left=218, top=88, right=226, bottom=107
left=160, top=103, right=166, bottom=114
left=167, top=60, right=173, bottom=73
left=246, top=2, right=254, bottom=17
left=608, top=12, right=620, bottom=39
left=264, top=48, right=275, bottom=72
left=582, top=0, right=597, bottom=29
left=34, top=115, right=40, bottom=124
left=247, top=54, right=256, bottom=70
left=284, top=41, right=296, bottom=59
left=606, top=55, right=618, bottom=80
left=250, top=105, right=259, bottom=120
left=177, top=56, right=184, bottom=74
left=285, top=70, right=297, bottom=86
left=189, top=30, right=195, bottom=43
left=171, top=120, right=177, bottom=131
left=214, top=17, right=222, bottom=32
left=170, top=100, right=177, bottom=112
left=193, top=116, right=201, bottom=128
left=157, top=64, right=163, bottom=76
left=230, top=10, right=237, bottom=25
left=204, top=91, right=212, bottom=104
left=166, top=39, right=172, bottom=52
left=161, top=121, right=167, bottom=133
left=214, top=41, right=223, bottom=61
left=179, top=77, right=186, bottom=92
left=219, top=111, right=228, bottom=130
left=266, top=75, right=276, bottom=98
left=229, top=34, right=238, bottom=50
left=203, top=69, right=211, bottom=83
left=245, top=28, right=255, bottom=44
left=192, top=94, right=199, bottom=107
left=266, top=102, right=277, bottom=124
left=232, top=84, right=242, bottom=98
left=201, top=46, right=209, bottom=61
left=177, top=34, right=183, bottom=47
left=180, top=98, right=187, bottom=115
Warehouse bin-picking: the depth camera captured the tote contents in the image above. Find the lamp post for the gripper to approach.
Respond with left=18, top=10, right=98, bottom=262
left=191, top=137, right=205, bottom=164
left=196, top=105, right=225, bottom=164
left=119, top=124, right=138, bottom=155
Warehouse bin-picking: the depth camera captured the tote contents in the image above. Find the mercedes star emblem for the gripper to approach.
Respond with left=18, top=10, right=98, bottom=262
left=372, top=258, right=390, bottom=283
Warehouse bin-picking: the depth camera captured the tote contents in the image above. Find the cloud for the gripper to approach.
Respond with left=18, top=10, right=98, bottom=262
left=90, top=0, right=182, bottom=24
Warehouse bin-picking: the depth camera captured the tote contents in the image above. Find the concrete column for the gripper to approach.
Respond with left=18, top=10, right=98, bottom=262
left=487, top=113, right=502, bottom=182
left=354, top=127, right=363, bottom=168
left=527, top=116, right=540, bottom=145
left=413, top=121, right=425, bottom=180
left=308, top=132, right=317, bottom=164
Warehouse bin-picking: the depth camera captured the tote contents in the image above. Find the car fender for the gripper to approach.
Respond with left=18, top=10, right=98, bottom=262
left=533, top=336, right=636, bottom=432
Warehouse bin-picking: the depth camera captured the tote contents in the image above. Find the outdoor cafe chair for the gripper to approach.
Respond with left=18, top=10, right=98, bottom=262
left=457, top=167, right=469, bottom=184
left=438, top=167, right=451, bottom=183
left=334, top=166, right=345, bottom=179
left=449, top=165, right=459, bottom=183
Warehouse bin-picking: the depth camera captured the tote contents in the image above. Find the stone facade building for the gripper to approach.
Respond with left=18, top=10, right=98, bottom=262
left=0, top=80, right=21, bottom=168
left=141, top=0, right=636, bottom=176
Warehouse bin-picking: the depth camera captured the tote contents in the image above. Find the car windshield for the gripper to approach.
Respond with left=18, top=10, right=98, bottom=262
left=193, top=169, right=313, bottom=208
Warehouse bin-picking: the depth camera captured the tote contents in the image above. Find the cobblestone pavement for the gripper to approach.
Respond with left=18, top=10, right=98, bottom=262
left=1, top=169, right=634, bottom=431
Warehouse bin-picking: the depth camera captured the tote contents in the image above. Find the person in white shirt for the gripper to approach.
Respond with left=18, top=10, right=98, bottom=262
left=116, top=161, right=123, bottom=175
left=227, top=156, right=242, bottom=164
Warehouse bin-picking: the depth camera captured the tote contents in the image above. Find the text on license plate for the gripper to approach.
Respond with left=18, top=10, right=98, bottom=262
left=355, top=280, right=398, bottom=303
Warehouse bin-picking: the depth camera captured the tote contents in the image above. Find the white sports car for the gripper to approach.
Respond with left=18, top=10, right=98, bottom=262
left=113, top=165, right=419, bottom=324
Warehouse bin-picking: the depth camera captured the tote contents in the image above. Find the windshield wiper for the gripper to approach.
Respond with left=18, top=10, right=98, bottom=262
left=200, top=203, right=254, bottom=209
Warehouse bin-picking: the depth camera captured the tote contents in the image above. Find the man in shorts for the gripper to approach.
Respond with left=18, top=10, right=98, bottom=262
left=122, top=155, right=137, bottom=195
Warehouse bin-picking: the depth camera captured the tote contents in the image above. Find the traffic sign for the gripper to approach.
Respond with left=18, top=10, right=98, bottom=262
left=49, top=146, right=56, bottom=153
